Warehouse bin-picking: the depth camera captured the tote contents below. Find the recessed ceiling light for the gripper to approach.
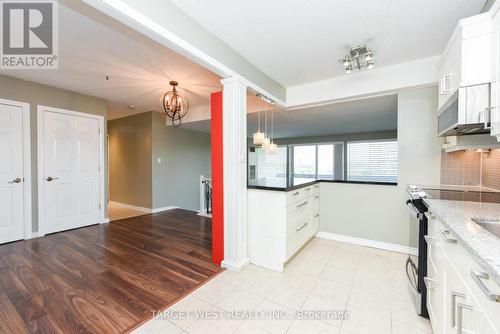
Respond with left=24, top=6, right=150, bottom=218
left=128, top=105, right=135, bottom=109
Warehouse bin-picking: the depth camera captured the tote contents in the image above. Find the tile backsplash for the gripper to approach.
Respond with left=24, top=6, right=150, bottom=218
left=482, top=149, right=500, bottom=190
left=440, top=149, right=500, bottom=190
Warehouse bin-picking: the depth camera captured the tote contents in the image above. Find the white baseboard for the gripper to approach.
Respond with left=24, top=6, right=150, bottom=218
left=197, top=211, right=212, bottom=218
left=250, top=260, right=284, bottom=273
left=109, top=201, right=151, bottom=213
left=109, top=201, right=177, bottom=214
left=103, top=218, right=110, bottom=224
left=152, top=206, right=177, bottom=213
left=316, top=231, right=418, bottom=256
left=26, top=231, right=42, bottom=240
left=221, top=257, right=251, bottom=272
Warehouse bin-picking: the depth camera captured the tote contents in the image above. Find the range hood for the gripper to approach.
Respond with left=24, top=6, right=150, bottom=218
left=437, top=83, right=493, bottom=137
left=443, top=134, right=500, bottom=153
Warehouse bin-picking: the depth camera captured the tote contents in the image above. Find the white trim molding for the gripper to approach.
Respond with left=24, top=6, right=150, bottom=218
left=221, top=77, right=250, bottom=272
left=36, top=105, right=106, bottom=237
left=316, top=231, right=418, bottom=256
left=221, top=258, right=251, bottom=272
left=108, top=201, right=151, bottom=213
left=0, top=98, right=32, bottom=241
left=151, top=206, right=177, bottom=213
left=197, top=211, right=213, bottom=218
left=109, top=201, right=178, bottom=214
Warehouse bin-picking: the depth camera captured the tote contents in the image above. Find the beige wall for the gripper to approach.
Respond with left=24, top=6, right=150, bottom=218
left=319, top=87, right=442, bottom=247
left=107, top=111, right=212, bottom=211
left=108, top=112, right=153, bottom=208
left=0, top=75, right=108, bottom=233
left=152, top=112, right=211, bottom=211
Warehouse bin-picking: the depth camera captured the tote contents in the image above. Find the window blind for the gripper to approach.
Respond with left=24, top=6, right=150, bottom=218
left=347, top=140, right=398, bottom=183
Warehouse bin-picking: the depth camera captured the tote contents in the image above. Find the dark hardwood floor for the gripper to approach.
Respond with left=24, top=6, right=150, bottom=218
left=0, top=209, right=221, bottom=334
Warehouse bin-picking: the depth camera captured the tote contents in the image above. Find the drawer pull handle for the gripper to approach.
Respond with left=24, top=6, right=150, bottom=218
left=439, top=229, right=457, bottom=244
left=470, top=270, right=500, bottom=302
left=423, top=277, right=435, bottom=291
left=451, top=291, right=466, bottom=327
left=314, top=213, right=319, bottom=218
left=423, top=235, right=435, bottom=244
left=314, top=195, right=319, bottom=199
left=292, top=191, right=300, bottom=196
left=296, top=222, right=309, bottom=231
left=305, top=188, right=311, bottom=191
left=314, top=185, right=319, bottom=188
left=296, top=201, right=308, bottom=208
left=456, top=302, right=473, bottom=334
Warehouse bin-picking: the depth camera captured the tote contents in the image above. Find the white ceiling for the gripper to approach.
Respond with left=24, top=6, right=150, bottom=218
left=170, top=0, right=486, bottom=87
left=0, top=0, right=222, bottom=120
left=183, top=94, right=398, bottom=138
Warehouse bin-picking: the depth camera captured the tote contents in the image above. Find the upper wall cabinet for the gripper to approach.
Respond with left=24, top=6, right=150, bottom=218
left=491, top=4, right=500, bottom=140
left=438, top=14, right=493, bottom=109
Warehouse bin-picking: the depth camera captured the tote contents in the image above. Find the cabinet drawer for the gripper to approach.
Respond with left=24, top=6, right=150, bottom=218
left=426, top=264, right=444, bottom=334
left=468, top=268, right=500, bottom=331
left=286, top=218, right=311, bottom=257
left=313, top=183, right=320, bottom=194
left=311, top=212, right=319, bottom=234
left=286, top=188, right=304, bottom=204
left=312, top=193, right=319, bottom=214
left=286, top=198, right=311, bottom=223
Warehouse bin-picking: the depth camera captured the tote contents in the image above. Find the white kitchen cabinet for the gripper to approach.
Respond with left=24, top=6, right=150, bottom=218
left=438, top=13, right=493, bottom=110
left=426, top=213, right=500, bottom=334
left=248, top=183, right=320, bottom=272
left=469, top=293, right=499, bottom=334
left=490, top=3, right=500, bottom=140
left=443, top=260, right=472, bottom=334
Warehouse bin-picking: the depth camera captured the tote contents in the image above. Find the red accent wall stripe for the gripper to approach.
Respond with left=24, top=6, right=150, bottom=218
left=211, top=91, right=224, bottom=265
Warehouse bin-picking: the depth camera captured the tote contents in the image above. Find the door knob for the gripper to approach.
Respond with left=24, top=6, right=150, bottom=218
left=46, top=176, right=59, bottom=182
left=8, top=178, right=22, bottom=184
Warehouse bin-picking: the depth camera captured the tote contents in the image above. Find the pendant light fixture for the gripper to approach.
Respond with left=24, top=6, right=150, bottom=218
left=267, top=104, right=278, bottom=155
left=253, top=96, right=265, bottom=145
left=162, top=81, right=190, bottom=127
left=262, top=105, right=271, bottom=151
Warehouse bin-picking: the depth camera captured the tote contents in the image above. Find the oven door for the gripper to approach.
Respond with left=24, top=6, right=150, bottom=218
left=406, top=200, right=421, bottom=289
left=405, top=199, right=429, bottom=317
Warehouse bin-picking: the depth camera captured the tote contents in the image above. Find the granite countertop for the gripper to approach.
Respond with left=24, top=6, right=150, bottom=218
left=247, top=179, right=397, bottom=192
left=418, top=184, right=500, bottom=193
left=424, top=198, right=500, bottom=286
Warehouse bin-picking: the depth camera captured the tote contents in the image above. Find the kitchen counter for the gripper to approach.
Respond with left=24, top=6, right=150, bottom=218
left=424, top=198, right=500, bottom=285
left=247, top=179, right=397, bottom=192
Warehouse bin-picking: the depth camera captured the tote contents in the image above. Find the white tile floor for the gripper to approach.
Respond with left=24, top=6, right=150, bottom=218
left=132, top=237, right=434, bottom=334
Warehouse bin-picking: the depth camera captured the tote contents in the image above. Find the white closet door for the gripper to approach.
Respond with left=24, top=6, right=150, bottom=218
left=0, top=102, right=24, bottom=244
left=42, top=110, right=100, bottom=234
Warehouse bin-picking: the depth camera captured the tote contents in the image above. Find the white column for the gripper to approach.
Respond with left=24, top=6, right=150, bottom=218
left=221, top=77, right=250, bottom=271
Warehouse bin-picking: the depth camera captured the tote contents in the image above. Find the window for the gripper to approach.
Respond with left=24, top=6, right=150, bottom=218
left=317, top=144, right=334, bottom=180
left=291, top=143, right=344, bottom=185
left=292, top=145, right=316, bottom=185
left=346, top=140, right=398, bottom=183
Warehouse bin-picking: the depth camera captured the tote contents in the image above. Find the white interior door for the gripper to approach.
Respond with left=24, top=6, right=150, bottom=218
left=42, top=110, right=101, bottom=234
left=0, top=102, right=25, bottom=244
